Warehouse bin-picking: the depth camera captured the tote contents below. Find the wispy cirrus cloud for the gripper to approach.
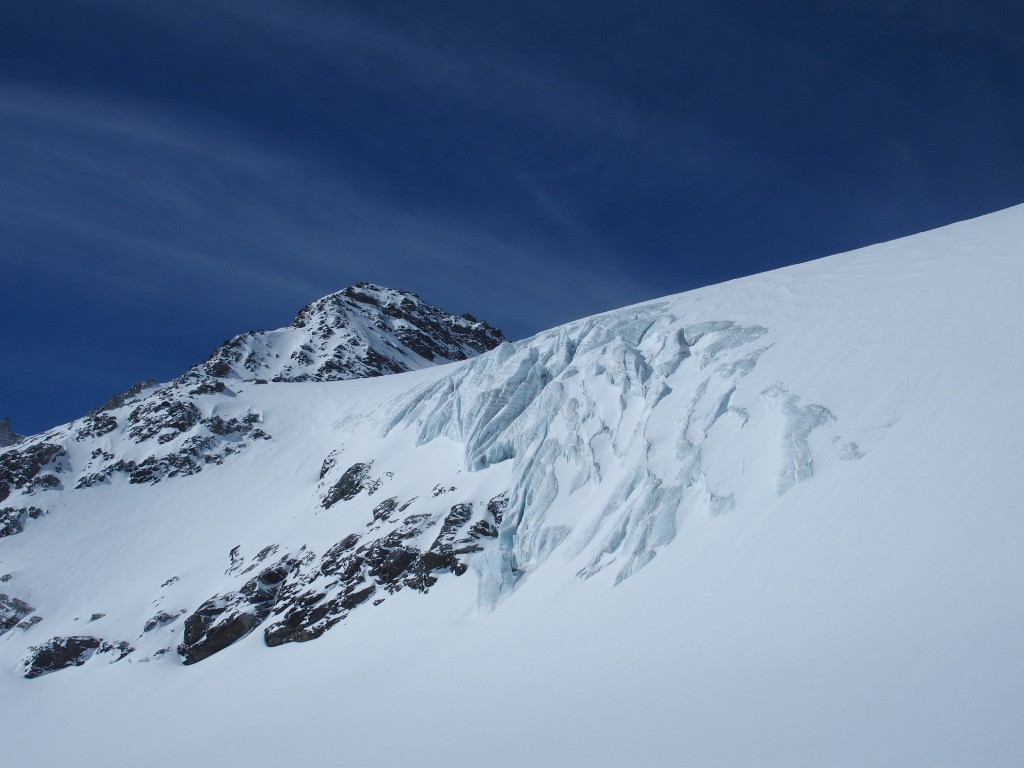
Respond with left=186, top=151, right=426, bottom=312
left=0, top=80, right=654, bottom=339
left=93, top=0, right=748, bottom=179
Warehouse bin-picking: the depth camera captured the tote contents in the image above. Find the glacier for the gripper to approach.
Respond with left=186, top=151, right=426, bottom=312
left=1, top=205, right=1023, bottom=767
left=383, top=312, right=850, bottom=600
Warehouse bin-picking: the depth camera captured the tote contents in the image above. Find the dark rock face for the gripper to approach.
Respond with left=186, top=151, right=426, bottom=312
left=0, top=417, right=22, bottom=448
left=322, top=462, right=373, bottom=509
left=75, top=413, right=270, bottom=489
left=262, top=493, right=509, bottom=649
left=188, top=380, right=227, bottom=396
left=75, top=413, right=118, bottom=441
left=8, top=483, right=510, bottom=666
left=144, top=610, right=185, bottom=632
left=28, top=474, right=61, bottom=492
left=466, top=492, right=508, bottom=539
left=0, top=443, right=66, bottom=503
left=264, top=533, right=373, bottom=647
left=24, top=636, right=133, bottom=678
left=194, top=335, right=266, bottom=379
left=370, top=496, right=399, bottom=525
left=363, top=515, right=428, bottom=588
left=487, top=493, right=508, bottom=525
left=178, top=560, right=296, bottom=665
left=127, top=400, right=202, bottom=444
left=403, top=503, right=475, bottom=591
left=0, top=506, right=44, bottom=538
left=1, top=593, right=35, bottom=634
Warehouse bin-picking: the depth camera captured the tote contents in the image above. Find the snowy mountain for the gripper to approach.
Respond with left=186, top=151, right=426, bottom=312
left=183, top=281, right=504, bottom=383
left=2, top=208, right=1024, bottom=767
left=0, top=284, right=504, bottom=505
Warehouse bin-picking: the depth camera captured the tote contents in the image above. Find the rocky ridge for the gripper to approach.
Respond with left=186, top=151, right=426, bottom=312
left=0, top=283, right=503, bottom=535
left=183, top=282, right=504, bottom=383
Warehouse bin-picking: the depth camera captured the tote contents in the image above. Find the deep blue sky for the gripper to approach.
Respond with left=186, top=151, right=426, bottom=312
left=2, top=1, right=1023, bottom=435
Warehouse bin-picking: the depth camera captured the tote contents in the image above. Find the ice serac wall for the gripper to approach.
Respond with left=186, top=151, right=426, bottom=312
left=387, top=303, right=861, bottom=607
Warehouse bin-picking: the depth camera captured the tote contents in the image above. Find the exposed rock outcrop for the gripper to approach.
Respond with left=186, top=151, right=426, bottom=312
left=0, top=506, right=45, bottom=538
left=184, top=283, right=504, bottom=384
left=0, top=417, right=22, bottom=448
left=23, top=636, right=133, bottom=678
left=322, top=462, right=373, bottom=509
left=144, top=610, right=186, bottom=633
left=0, top=443, right=66, bottom=503
left=178, top=560, right=296, bottom=665
left=0, top=593, right=35, bottom=634
left=263, top=494, right=509, bottom=649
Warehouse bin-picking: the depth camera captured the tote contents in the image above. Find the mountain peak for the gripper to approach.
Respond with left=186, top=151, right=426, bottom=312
left=291, top=283, right=425, bottom=330
left=187, top=283, right=504, bottom=383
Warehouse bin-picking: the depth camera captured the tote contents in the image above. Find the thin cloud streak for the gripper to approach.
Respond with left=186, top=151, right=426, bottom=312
left=0, top=81, right=653, bottom=338
left=98, top=0, right=742, bottom=179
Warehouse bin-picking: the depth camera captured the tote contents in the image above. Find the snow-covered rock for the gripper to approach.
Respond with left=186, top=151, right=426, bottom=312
left=183, top=282, right=504, bottom=383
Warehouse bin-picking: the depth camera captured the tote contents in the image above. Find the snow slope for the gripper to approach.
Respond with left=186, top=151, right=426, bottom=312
left=2, top=206, right=1023, bottom=766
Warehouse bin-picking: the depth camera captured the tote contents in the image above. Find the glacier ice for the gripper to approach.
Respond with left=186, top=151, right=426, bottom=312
left=385, top=309, right=846, bottom=603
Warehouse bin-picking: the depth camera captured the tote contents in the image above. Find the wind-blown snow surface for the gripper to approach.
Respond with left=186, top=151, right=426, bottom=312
left=3, top=207, right=1024, bottom=766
